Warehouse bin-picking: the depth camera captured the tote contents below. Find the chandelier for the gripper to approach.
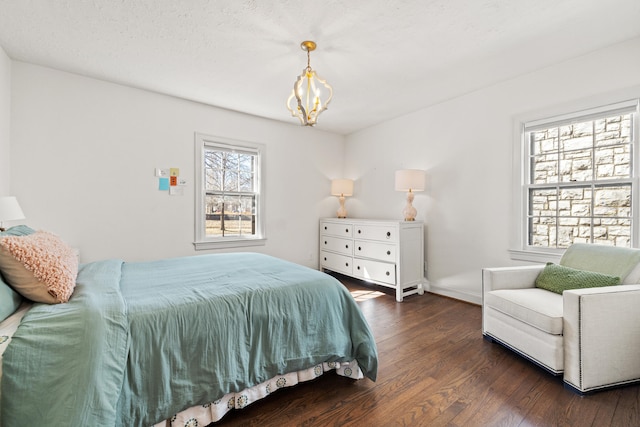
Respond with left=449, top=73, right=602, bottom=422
left=286, top=41, right=333, bottom=126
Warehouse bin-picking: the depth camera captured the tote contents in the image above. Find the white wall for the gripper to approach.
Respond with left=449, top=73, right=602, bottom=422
left=0, top=46, right=10, bottom=196
left=8, top=37, right=640, bottom=303
left=10, top=62, right=345, bottom=266
left=345, top=37, right=640, bottom=304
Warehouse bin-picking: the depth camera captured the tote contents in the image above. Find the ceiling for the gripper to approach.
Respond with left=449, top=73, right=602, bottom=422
left=1, top=0, right=639, bottom=135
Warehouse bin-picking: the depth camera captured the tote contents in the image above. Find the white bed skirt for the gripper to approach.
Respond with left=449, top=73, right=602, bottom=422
left=153, top=360, right=364, bottom=427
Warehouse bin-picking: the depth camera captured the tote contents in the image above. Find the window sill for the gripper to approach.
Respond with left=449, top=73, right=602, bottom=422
left=193, top=238, right=267, bottom=251
left=508, top=249, right=562, bottom=264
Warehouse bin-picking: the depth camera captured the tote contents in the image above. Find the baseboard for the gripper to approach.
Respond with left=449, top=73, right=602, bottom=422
left=428, top=285, right=481, bottom=305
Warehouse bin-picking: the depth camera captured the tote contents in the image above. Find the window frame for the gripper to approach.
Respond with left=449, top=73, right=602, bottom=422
left=510, top=97, right=640, bottom=263
left=194, top=133, right=266, bottom=250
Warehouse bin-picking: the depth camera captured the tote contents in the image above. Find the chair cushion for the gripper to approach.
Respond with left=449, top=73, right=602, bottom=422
left=535, top=263, right=620, bottom=294
left=485, top=288, right=563, bottom=335
left=622, top=262, right=640, bottom=284
left=560, top=243, right=640, bottom=280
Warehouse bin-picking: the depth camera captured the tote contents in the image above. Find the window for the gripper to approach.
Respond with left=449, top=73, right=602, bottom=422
left=194, top=133, right=265, bottom=249
left=512, top=99, right=639, bottom=261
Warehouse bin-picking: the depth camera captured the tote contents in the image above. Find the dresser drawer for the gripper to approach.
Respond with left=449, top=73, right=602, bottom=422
left=321, top=236, right=353, bottom=255
left=353, top=258, right=396, bottom=285
left=320, top=250, right=353, bottom=275
left=321, top=221, right=353, bottom=238
left=354, top=240, right=396, bottom=262
left=319, top=217, right=424, bottom=302
left=353, top=224, right=398, bottom=242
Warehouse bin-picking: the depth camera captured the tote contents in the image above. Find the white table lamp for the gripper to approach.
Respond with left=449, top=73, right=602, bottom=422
left=331, top=179, right=354, bottom=218
left=395, top=170, right=425, bottom=221
left=0, top=196, right=26, bottom=231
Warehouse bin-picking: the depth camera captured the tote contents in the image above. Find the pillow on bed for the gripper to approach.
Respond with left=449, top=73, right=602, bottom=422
left=0, top=225, right=35, bottom=237
left=0, top=226, right=34, bottom=319
left=0, top=231, right=78, bottom=303
left=0, top=273, right=22, bottom=322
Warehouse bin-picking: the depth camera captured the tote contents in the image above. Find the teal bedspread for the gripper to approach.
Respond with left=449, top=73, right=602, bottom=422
left=1, top=253, right=377, bottom=427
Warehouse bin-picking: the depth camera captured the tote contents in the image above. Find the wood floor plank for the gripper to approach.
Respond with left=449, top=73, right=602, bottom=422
left=211, top=276, right=640, bottom=427
left=443, top=357, right=536, bottom=426
left=609, top=385, right=640, bottom=427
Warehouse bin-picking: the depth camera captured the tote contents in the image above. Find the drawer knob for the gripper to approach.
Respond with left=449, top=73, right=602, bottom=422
left=346, top=262, right=349, bottom=267
left=387, top=250, right=391, bottom=255
left=324, top=241, right=327, bottom=245
left=324, top=226, right=327, bottom=230
left=357, top=266, right=360, bottom=270
left=345, top=229, right=349, bottom=233
left=358, top=246, right=362, bottom=251
left=386, top=271, right=390, bottom=276
left=324, top=257, right=327, bottom=261
left=358, top=229, right=362, bottom=234
left=345, top=244, right=349, bottom=249
left=386, top=232, right=391, bottom=238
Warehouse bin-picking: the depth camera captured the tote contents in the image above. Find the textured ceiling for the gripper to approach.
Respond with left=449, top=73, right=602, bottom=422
left=1, top=0, right=639, bottom=135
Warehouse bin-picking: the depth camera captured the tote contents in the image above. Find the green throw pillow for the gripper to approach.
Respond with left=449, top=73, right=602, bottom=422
left=535, top=262, right=620, bottom=294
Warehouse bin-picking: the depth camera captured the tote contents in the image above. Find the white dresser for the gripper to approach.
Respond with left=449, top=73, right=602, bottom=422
left=319, top=218, right=425, bottom=302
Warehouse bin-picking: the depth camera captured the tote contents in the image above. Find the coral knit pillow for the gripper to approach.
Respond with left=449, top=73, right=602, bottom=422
left=0, top=231, right=78, bottom=303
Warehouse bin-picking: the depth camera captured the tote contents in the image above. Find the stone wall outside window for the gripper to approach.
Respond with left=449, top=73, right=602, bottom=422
left=529, top=114, right=632, bottom=248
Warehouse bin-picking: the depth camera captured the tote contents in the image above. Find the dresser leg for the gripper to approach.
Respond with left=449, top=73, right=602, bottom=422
left=396, top=288, right=403, bottom=302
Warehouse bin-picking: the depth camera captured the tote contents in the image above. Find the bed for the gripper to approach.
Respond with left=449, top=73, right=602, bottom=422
left=0, top=227, right=378, bottom=427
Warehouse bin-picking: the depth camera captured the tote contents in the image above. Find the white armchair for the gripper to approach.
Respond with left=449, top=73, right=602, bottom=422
left=482, top=244, right=640, bottom=394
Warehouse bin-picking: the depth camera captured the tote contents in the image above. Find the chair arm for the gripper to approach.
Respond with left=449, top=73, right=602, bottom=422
left=563, top=284, right=640, bottom=393
left=482, top=265, right=545, bottom=295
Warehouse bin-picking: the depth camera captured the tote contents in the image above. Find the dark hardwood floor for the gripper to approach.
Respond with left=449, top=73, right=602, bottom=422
left=214, top=274, right=640, bottom=427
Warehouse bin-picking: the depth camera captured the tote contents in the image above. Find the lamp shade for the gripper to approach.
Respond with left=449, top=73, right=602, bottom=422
left=0, top=196, right=25, bottom=222
left=395, top=170, right=425, bottom=192
left=331, top=179, right=354, bottom=196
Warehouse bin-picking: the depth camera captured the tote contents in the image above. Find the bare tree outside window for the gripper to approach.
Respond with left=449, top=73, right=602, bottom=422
left=194, top=134, right=264, bottom=250
left=204, top=148, right=257, bottom=237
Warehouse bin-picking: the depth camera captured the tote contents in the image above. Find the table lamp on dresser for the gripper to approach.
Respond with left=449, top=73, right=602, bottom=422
left=330, top=179, right=354, bottom=218
left=395, top=169, right=425, bottom=221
